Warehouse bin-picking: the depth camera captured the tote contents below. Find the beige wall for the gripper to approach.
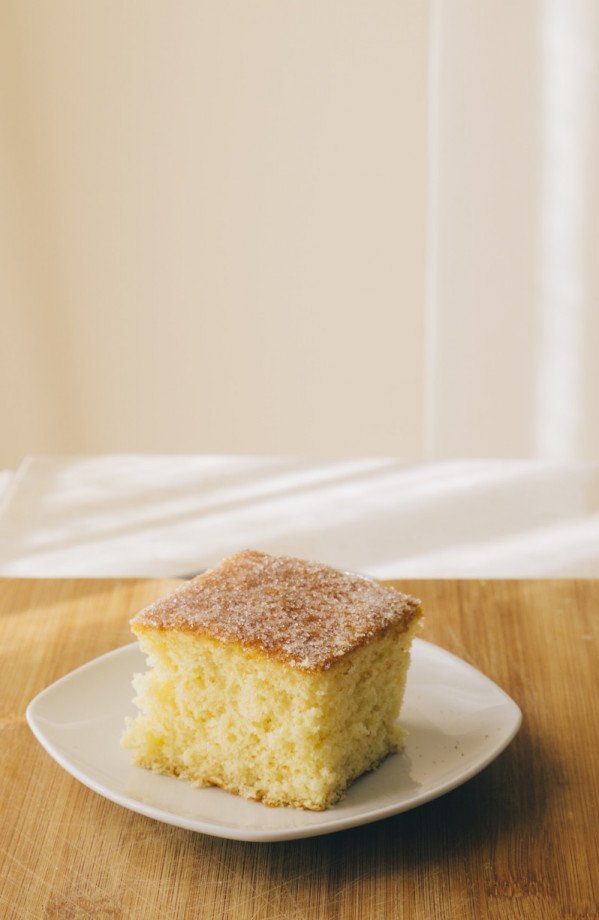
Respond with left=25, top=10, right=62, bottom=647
left=0, top=1, right=429, bottom=468
left=426, top=0, right=599, bottom=461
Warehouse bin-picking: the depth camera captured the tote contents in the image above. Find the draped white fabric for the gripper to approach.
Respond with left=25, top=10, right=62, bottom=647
left=1, top=455, right=599, bottom=577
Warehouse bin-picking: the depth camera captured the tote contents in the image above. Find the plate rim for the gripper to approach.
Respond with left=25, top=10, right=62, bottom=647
left=26, top=638, right=522, bottom=842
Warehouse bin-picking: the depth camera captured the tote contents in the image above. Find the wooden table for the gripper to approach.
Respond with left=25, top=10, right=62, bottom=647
left=1, top=578, right=597, bottom=919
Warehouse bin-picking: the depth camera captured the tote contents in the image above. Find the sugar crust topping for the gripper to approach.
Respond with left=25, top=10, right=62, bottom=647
left=131, top=550, right=422, bottom=671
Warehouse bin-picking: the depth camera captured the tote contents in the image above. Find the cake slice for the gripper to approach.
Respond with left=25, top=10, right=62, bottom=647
left=121, top=550, right=422, bottom=810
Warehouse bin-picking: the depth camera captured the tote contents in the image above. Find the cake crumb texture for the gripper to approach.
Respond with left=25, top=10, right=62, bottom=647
left=122, top=550, right=422, bottom=810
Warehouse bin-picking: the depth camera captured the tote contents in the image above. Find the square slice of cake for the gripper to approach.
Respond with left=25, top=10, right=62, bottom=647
left=121, top=550, right=422, bottom=810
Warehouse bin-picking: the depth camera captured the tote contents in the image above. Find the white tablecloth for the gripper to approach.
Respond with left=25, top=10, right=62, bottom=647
left=1, top=455, right=599, bottom=578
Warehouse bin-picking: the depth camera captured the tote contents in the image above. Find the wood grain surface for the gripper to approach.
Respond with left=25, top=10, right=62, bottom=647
left=0, top=577, right=597, bottom=920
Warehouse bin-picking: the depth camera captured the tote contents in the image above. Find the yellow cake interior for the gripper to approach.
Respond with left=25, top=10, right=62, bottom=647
left=122, top=615, right=420, bottom=810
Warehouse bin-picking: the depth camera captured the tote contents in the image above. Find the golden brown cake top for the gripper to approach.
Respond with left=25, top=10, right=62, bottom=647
left=131, top=550, right=421, bottom=671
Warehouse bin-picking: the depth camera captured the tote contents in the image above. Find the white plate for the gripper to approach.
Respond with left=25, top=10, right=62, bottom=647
left=26, top=639, right=521, bottom=842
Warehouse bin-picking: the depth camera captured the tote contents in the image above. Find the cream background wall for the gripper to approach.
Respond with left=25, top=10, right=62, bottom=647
left=426, top=0, right=599, bottom=460
left=3, top=2, right=598, bottom=470
left=0, top=1, right=428, bottom=468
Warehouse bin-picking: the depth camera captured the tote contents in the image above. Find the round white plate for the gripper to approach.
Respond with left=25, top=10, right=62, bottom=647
left=26, top=639, right=521, bottom=842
